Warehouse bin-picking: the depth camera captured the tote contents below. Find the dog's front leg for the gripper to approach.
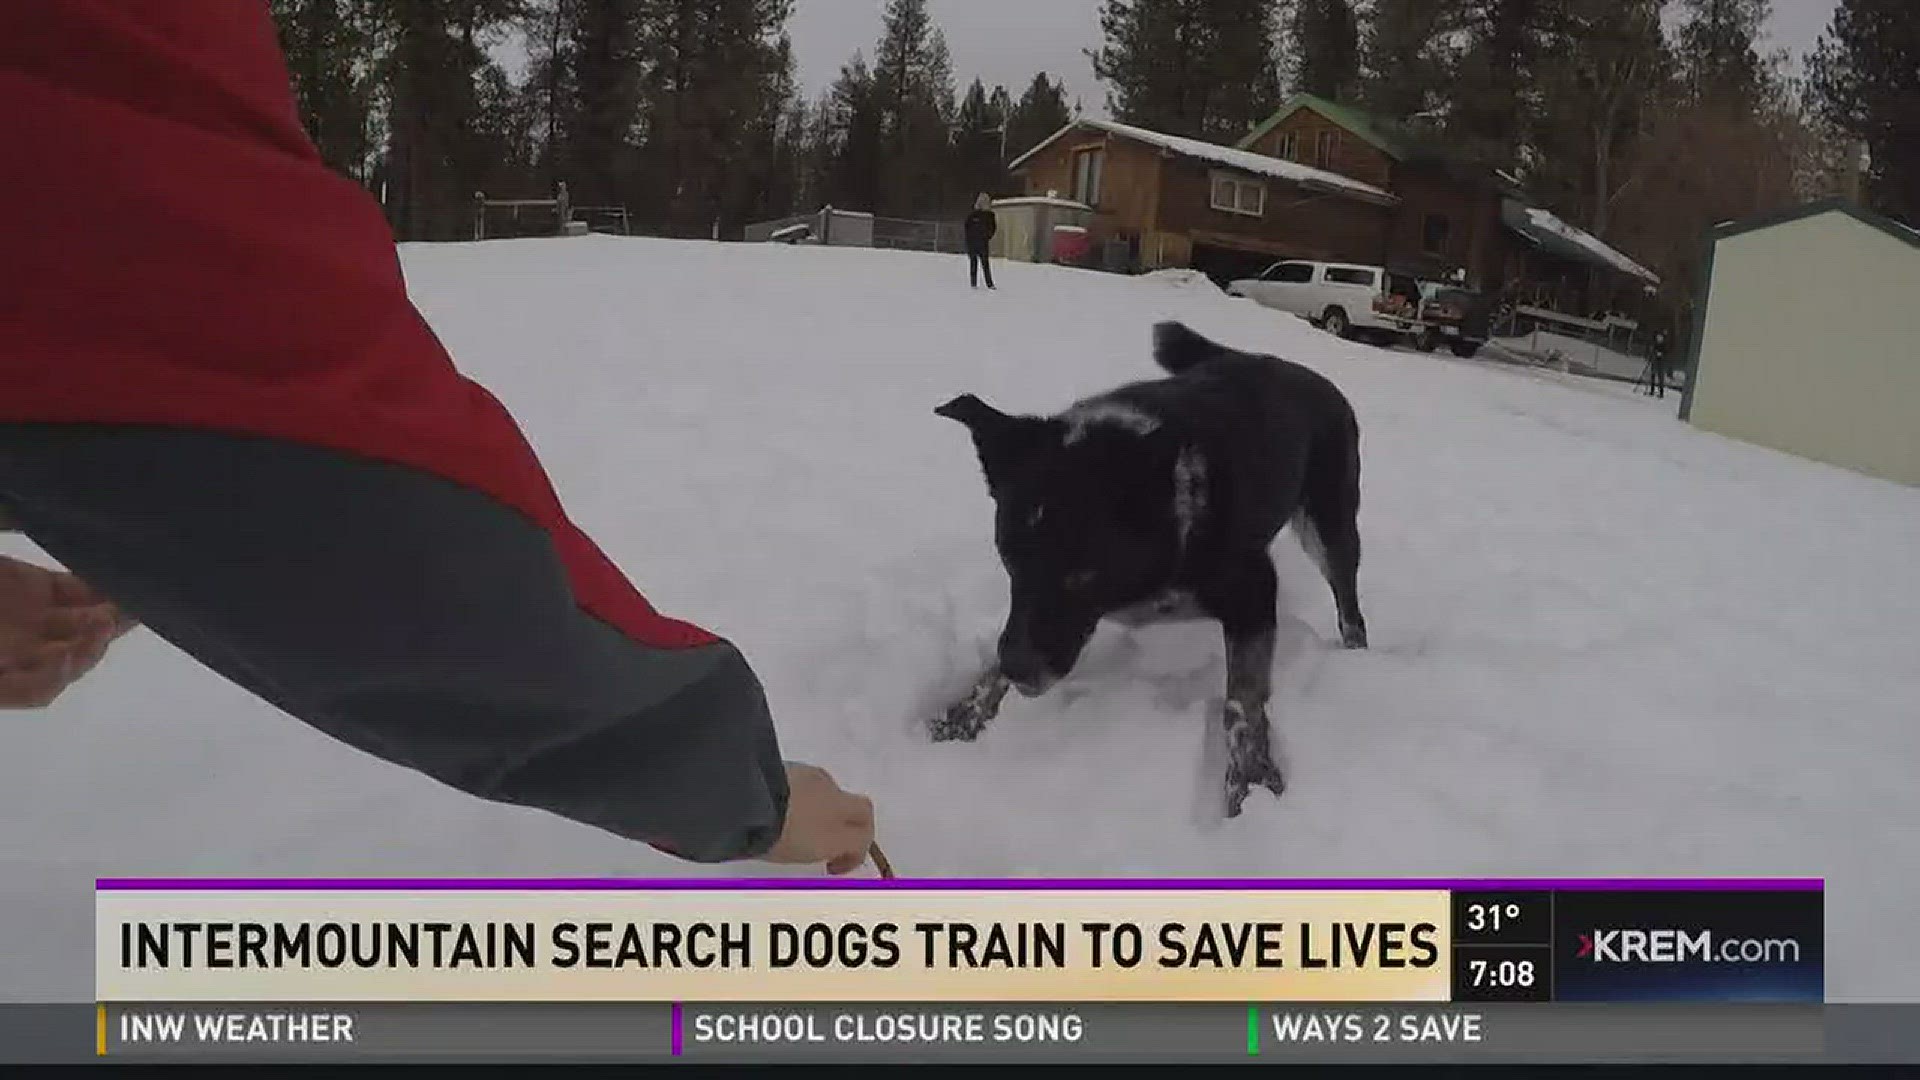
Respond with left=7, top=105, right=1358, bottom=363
left=1222, top=628, right=1285, bottom=816
left=1200, top=556, right=1287, bottom=817
left=931, top=667, right=1011, bottom=743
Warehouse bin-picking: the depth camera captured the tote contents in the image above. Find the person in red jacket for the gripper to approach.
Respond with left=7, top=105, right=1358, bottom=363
left=0, top=2, right=875, bottom=872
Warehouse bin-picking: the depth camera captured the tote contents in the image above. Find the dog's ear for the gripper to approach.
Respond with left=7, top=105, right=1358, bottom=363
left=935, top=393, right=1004, bottom=430
left=937, top=394, right=1058, bottom=491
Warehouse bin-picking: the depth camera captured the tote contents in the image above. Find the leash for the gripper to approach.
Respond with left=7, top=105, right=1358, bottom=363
left=868, top=841, right=897, bottom=880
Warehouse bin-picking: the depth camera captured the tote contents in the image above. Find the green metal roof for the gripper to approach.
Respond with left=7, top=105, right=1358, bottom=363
left=1238, top=95, right=1530, bottom=201
left=1237, top=93, right=1420, bottom=159
left=1708, top=196, right=1920, bottom=251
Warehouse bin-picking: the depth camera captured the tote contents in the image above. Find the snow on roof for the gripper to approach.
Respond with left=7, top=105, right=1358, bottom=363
left=991, top=196, right=1092, bottom=210
left=1008, top=118, right=1397, bottom=205
left=1522, top=206, right=1661, bottom=286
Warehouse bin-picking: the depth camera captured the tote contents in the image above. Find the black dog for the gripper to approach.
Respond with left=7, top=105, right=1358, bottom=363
left=932, top=321, right=1368, bottom=817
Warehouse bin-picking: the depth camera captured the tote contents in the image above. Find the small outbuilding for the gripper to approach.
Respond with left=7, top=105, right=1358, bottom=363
left=1679, top=198, right=1920, bottom=486
left=988, top=195, right=1094, bottom=264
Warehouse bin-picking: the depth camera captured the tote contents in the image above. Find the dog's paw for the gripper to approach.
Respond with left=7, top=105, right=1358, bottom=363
left=1341, top=620, right=1369, bottom=650
left=1221, top=700, right=1286, bottom=816
left=931, top=670, right=1011, bottom=743
left=1223, top=763, right=1286, bottom=817
left=929, top=707, right=985, bottom=744
left=1225, top=778, right=1250, bottom=819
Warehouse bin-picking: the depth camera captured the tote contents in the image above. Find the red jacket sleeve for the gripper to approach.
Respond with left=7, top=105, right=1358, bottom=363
left=0, top=0, right=708, bottom=652
left=0, top=3, right=794, bottom=862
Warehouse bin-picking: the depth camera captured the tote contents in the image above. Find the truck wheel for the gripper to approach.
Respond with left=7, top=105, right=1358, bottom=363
left=1322, top=307, right=1351, bottom=339
left=1415, top=326, right=1441, bottom=353
left=1450, top=339, right=1484, bottom=359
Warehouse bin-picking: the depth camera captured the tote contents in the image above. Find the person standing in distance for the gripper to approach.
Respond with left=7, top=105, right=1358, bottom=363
left=964, top=194, right=998, bottom=290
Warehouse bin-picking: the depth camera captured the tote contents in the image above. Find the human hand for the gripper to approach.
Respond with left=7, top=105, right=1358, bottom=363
left=0, top=555, right=135, bottom=708
left=760, top=762, right=877, bottom=876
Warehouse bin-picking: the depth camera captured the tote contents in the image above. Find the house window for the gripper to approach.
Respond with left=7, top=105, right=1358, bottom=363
left=1210, top=171, right=1266, bottom=217
left=1423, top=213, right=1451, bottom=255
left=1276, top=132, right=1298, bottom=160
left=1315, top=130, right=1339, bottom=168
left=1073, top=148, right=1105, bottom=206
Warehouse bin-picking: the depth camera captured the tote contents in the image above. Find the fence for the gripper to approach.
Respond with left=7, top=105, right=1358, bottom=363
left=464, top=183, right=632, bottom=241
left=474, top=183, right=571, bottom=241
left=572, top=205, right=632, bottom=235
left=870, top=215, right=965, bottom=254
left=742, top=208, right=881, bottom=248
left=741, top=211, right=818, bottom=244
left=742, top=207, right=965, bottom=253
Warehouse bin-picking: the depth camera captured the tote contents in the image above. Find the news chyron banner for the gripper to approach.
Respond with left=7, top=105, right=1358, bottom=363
left=92, top=878, right=1823, bottom=1063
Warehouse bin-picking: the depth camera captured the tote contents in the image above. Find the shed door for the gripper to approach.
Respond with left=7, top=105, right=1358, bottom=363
left=999, top=208, right=1035, bottom=261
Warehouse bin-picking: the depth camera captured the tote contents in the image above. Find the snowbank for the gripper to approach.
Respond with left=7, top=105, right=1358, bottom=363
left=1138, top=268, right=1223, bottom=294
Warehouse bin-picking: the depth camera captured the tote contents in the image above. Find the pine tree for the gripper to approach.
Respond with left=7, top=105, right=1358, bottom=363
left=1807, top=0, right=1920, bottom=222
left=269, top=0, right=381, bottom=182
left=518, top=0, right=582, bottom=186
left=1527, top=0, right=1667, bottom=238
left=951, top=78, right=1012, bottom=205
left=1447, top=0, right=1563, bottom=170
left=472, top=59, right=540, bottom=190
left=370, top=0, right=529, bottom=239
left=737, top=36, right=804, bottom=227
left=761, top=92, right=815, bottom=217
left=871, top=0, right=957, bottom=214
left=821, top=54, right=886, bottom=212
left=634, top=0, right=796, bottom=236
left=989, top=85, right=1014, bottom=130
left=1676, top=0, right=1774, bottom=114
left=1289, top=0, right=1362, bottom=102
left=1362, top=0, right=1465, bottom=122
left=563, top=0, right=646, bottom=210
left=1204, top=0, right=1288, bottom=139
left=796, top=96, right=838, bottom=211
left=1090, top=0, right=1284, bottom=141
left=1006, top=73, right=1073, bottom=163
left=1092, top=0, right=1196, bottom=135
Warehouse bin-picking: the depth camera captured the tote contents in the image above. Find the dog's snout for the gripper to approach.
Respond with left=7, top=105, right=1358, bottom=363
left=997, top=600, right=1091, bottom=699
left=997, top=620, right=1055, bottom=697
left=998, top=649, right=1054, bottom=698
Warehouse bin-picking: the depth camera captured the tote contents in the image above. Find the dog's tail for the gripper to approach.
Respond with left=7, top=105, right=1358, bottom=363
left=1151, top=321, right=1231, bottom=376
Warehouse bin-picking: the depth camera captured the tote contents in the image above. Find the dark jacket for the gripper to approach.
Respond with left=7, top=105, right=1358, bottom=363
left=0, top=1, right=787, bottom=864
left=964, top=209, right=998, bottom=252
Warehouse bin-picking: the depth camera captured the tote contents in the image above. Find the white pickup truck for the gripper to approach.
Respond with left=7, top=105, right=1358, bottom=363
left=1226, top=260, right=1428, bottom=345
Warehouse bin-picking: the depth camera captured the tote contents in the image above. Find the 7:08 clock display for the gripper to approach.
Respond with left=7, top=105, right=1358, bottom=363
left=1468, top=957, right=1537, bottom=989
left=1451, top=944, right=1553, bottom=1002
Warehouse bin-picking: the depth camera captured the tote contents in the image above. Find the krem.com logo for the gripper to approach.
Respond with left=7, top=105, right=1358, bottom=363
left=1576, top=929, right=1802, bottom=964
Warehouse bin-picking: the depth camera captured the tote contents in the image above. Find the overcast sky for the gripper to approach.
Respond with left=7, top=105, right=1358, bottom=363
left=786, top=0, right=1843, bottom=116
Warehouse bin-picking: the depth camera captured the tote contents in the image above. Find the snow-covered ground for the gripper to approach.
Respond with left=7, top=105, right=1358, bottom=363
left=5, top=237, right=1918, bottom=1001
